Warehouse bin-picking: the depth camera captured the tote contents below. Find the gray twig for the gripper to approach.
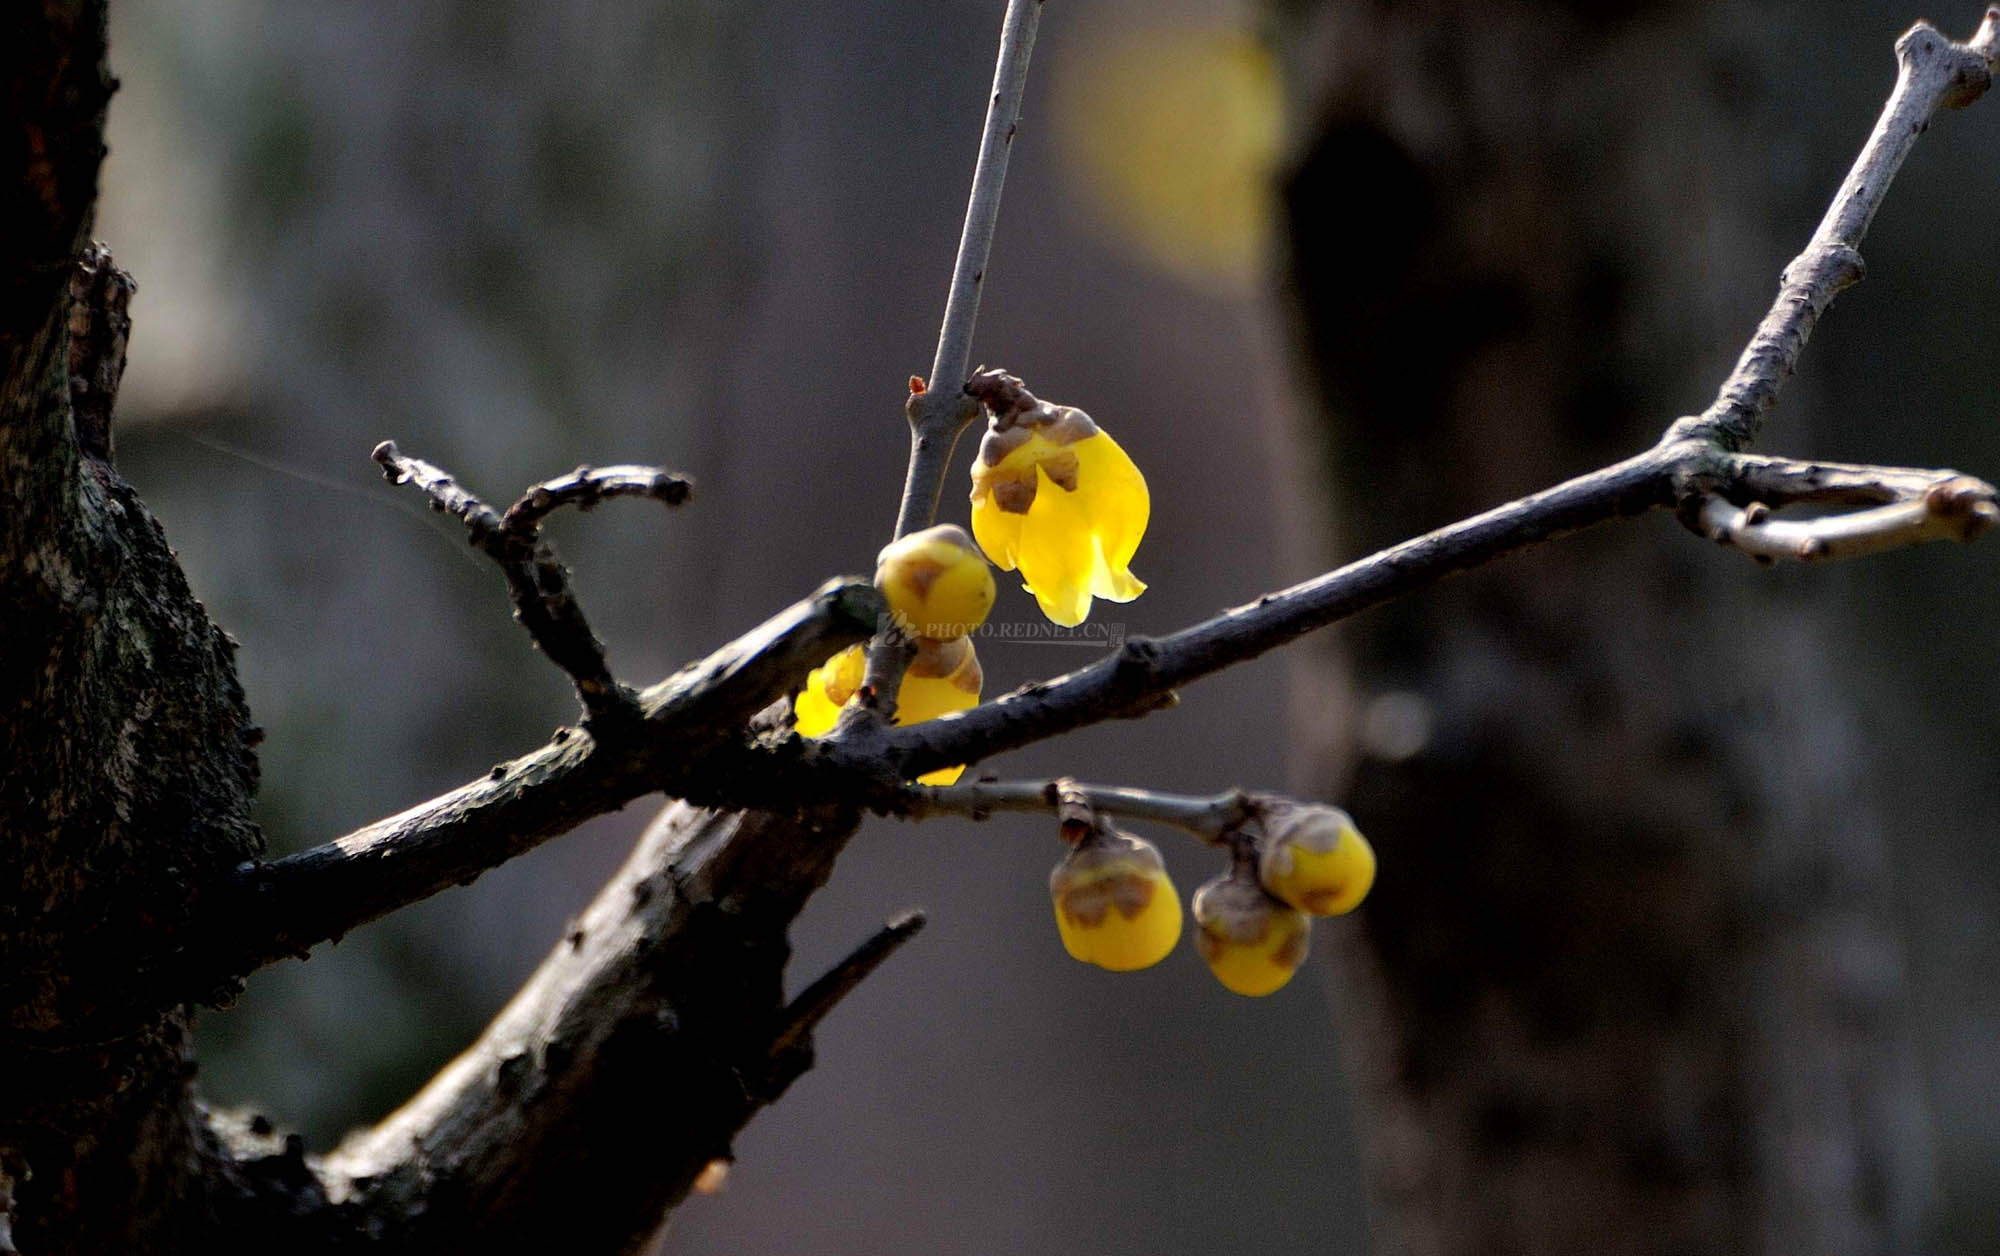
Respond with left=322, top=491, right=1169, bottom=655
left=902, top=778, right=1262, bottom=842
left=866, top=0, right=1045, bottom=718
left=1697, top=477, right=1998, bottom=564
left=892, top=0, right=1045, bottom=542
left=861, top=447, right=1680, bottom=779
left=1668, top=9, right=1998, bottom=452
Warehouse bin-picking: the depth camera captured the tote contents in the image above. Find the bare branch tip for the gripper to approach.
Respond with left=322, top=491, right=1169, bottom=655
left=768, top=912, right=930, bottom=1057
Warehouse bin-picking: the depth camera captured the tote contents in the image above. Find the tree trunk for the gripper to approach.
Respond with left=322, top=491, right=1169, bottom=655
left=1271, top=4, right=1930, bottom=1252
left=1, top=4, right=278, bottom=1251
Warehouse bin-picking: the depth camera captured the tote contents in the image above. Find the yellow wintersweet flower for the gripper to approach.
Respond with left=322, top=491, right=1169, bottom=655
left=1192, top=870, right=1310, bottom=997
left=792, top=644, right=867, bottom=739
left=875, top=523, right=996, bottom=642
left=1257, top=804, right=1376, bottom=917
left=791, top=637, right=981, bottom=786
left=970, top=402, right=1148, bottom=627
left=1049, top=826, right=1182, bottom=971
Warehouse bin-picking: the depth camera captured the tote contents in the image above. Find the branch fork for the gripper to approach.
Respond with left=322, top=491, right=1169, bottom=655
left=372, top=441, right=692, bottom=727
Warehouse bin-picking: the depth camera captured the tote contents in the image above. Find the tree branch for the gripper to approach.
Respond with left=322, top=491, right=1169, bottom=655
left=892, top=0, right=1044, bottom=541
left=1667, top=9, right=1997, bottom=452
left=320, top=803, right=879, bottom=1253
left=1696, top=476, right=1998, bottom=563
left=501, top=462, right=693, bottom=532
left=903, top=778, right=1261, bottom=841
left=203, top=578, right=883, bottom=981
left=767, top=910, right=927, bottom=1060
left=859, top=447, right=1682, bottom=778
left=373, top=441, right=675, bottom=725
left=864, top=0, right=1046, bottom=721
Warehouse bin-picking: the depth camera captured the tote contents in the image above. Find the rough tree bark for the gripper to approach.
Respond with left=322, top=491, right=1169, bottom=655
left=1274, top=4, right=1938, bottom=1253
left=0, top=3, right=269, bottom=1250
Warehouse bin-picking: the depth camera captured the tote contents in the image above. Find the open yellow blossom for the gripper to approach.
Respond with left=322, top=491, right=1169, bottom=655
left=875, top=524, right=996, bottom=641
left=1050, top=826, right=1182, bottom=971
left=1257, top=804, right=1375, bottom=917
left=1193, top=870, right=1310, bottom=997
left=792, top=637, right=980, bottom=786
left=970, top=405, right=1148, bottom=627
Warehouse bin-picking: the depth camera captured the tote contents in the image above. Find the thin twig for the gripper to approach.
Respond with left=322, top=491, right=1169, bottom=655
left=867, top=0, right=1045, bottom=719
left=1724, top=454, right=1992, bottom=506
left=1697, top=478, right=1998, bottom=563
left=893, top=0, right=1045, bottom=541
left=374, top=441, right=639, bottom=724
left=767, top=911, right=927, bottom=1060
left=502, top=464, right=693, bottom=533
left=1668, top=11, right=1998, bottom=452
left=902, top=779, right=1262, bottom=841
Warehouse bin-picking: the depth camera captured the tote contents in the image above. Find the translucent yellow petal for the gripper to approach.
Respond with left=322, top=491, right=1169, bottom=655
left=895, top=672, right=978, bottom=726
left=896, top=649, right=979, bottom=786
left=1071, top=431, right=1150, bottom=572
left=1017, top=463, right=1102, bottom=626
left=792, top=683, right=843, bottom=738
left=970, top=479, right=1027, bottom=573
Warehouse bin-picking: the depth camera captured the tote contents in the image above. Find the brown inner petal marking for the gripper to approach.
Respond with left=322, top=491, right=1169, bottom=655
left=1108, top=872, right=1157, bottom=920
left=1298, top=885, right=1345, bottom=915
left=992, top=476, right=1036, bottom=514
left=898, top=556, right=949, bottom=601
left=1271, top=924, right=1309, bottom=970
left=1060, top=880, right=1112, bottom=928
left=909, top=634, right=973, bottom=679
left=1195, top=929, right=1225, bottom=964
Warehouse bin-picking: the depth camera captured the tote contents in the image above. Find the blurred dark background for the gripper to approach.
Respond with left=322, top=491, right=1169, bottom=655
left=98, top=0, right=1998, bottom=1251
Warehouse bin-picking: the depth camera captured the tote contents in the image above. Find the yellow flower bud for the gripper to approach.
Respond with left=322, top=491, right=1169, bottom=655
left=1050, top=827, right=1182, bottom=971
left=790, top=638, right=981, bottom=785
left=1193, top=870, right=1310, bottom=997
left=970, top=404, right=1148, bottom=628
left=875, top=523, right=996, bottom=641
left=1256, top=804, right=1375, bottom=916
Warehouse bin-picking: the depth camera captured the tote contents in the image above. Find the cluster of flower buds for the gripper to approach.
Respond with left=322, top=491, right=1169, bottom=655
left=1192, top=803, right=1373, bottom=996
left=968, top=374, right=1149, bottom=628
left=1046, top=796, right=1375, bottom=996
left=793, top=524, right=995, bottom=784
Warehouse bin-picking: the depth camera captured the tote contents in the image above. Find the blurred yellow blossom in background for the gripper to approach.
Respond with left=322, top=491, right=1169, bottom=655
left=1054, top=20, right=1284, bottom=291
